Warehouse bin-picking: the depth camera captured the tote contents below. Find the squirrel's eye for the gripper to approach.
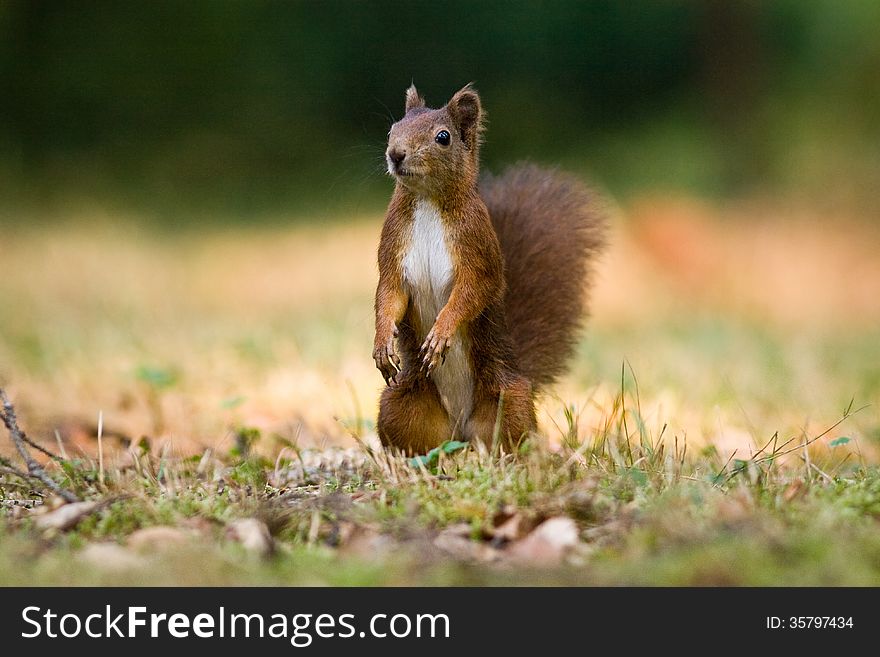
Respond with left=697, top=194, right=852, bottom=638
left=435, top=130, right=451, bottom=146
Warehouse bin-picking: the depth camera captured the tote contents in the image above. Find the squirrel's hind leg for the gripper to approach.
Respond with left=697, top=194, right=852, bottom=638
left=378, top=376, right=452, bottom=455
left=465, top=377, right=537, bottom=451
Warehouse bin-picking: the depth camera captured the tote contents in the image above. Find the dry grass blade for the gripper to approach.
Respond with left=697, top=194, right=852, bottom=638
left=753, top=404, right=868, bottom=467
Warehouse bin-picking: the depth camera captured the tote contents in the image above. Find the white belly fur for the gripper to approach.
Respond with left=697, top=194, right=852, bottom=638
left=402, top=199, right=474, bottom=429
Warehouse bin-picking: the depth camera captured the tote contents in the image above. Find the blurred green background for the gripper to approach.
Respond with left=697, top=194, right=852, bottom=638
left=1, top=0, right=878, bottom=222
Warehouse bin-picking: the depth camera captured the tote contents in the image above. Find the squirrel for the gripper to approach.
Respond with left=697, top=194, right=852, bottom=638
left=373, top=83, right=607, bottom=454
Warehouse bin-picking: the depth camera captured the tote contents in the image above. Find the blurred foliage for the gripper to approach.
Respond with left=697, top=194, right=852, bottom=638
left=1, top=0, right=879, bottom=221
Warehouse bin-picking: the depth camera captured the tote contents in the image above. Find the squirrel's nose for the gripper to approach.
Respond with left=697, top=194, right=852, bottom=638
left=387, top=148, right=405, bottom=169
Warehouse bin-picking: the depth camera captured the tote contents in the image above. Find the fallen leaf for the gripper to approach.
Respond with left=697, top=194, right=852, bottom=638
left=490, top=512, right=541, bottom=545
left=227, top=518, right=274, bottom=557
left=440, top=522, right=472, bottom=538
left=433, top=529, right=501, bottom=563
left=127, top=526, right=195, bottom=552
left=179, top=516, right=220, bottom=533
left=34, top=501, right=101, bottom=531
left=492, top=514, right=524, bottom=542
left=506, top=517, right=579, bottom=565
left=582, top=519, right=627, bottom=544
left=491, top=504, right=517, bottom=526
left=337, top=524, right=392, bottom=558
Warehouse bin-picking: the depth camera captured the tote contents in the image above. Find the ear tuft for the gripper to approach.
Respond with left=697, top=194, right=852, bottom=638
left=405, top=84, right=425, bottom=112
left=447, top=84, right=483, bottom=150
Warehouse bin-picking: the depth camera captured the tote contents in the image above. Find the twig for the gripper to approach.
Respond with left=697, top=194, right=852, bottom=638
left=1, top=464, right=35, bottom=481
left=21, top=432, right=65, bottom=462
left=0, top=389, right=79, bottom=503
left=0, top=416, right=66, bottom=465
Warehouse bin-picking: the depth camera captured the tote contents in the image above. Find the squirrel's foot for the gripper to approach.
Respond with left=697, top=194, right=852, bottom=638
left=373, top=327, right=401, bottom=386
left=419, top=326, right=451, bottom=377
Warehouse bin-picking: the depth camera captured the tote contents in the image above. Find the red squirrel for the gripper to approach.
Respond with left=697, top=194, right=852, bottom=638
left=373, top=84, right=606, bottom=454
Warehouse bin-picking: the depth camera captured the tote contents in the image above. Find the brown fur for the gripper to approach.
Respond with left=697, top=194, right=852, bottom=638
left=480, top=164, right=607, bottom=388
left=374, top=84, right=606, bottom=454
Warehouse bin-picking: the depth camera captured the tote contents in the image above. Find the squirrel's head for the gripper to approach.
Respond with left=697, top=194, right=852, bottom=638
left=386, top=83, right=484, bottom=198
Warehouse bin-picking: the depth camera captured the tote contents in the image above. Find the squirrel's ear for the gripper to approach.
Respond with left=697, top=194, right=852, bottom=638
left=447, top=84, right=483, bottom=150
left=405, top=84, right=425, bottom=112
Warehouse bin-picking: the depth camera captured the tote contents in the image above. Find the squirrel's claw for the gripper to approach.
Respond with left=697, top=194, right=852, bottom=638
left=419, top=327, right=451, bottom=377
left=375, top=356, right=396, bottom=386
left=373, top=329, right=400, bottom=387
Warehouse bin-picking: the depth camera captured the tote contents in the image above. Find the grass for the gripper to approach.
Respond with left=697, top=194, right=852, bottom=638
left=2, top=403, right=879, bottom=586
left=1, top=197, right=879, bottom=585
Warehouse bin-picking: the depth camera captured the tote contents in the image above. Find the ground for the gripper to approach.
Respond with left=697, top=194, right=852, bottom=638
left=1, top=196, right=879, bottom=585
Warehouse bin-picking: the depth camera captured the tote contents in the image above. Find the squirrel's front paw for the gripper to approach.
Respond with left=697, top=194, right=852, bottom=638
left=373, top=327, right=400, bottom=386
left=419, top=325, right=452, bottom=376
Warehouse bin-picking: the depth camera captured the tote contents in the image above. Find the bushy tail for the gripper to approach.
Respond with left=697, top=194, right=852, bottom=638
left=480, top=164, right=608, bottom=388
